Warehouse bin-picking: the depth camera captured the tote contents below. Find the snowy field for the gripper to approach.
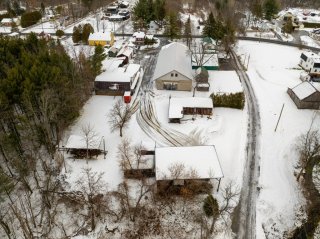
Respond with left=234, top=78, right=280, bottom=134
left=236, top=41, right=320, bottom=238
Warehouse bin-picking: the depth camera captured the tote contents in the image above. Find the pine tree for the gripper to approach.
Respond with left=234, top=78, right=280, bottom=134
left=91, top=45, right=106, bottom=76
left=184, top=16, right=192, bottom=48
left=264, top=0, right=279, bottom=21
left=82, top=23, right=94, bottom=44
left=154, top=0, right=166, bottom=25
left=203, top=12, right=216, bottom=39
left=72, top=26, right=82, bottom=43
left=165, top=12, right=181, bottom=40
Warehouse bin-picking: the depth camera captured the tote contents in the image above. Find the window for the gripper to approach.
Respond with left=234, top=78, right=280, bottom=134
left=175, top=73, right=178, bottom=77
left=171, top=73, right=174, bottom=77
left=300, top=53, right=307, bottom=62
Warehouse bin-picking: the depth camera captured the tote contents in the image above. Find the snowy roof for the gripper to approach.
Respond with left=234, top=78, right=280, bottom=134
left=102, top=58, right=125, bottom=71
left=302, top=51, right=318, bottom=59
left=95, top=63, right=140, bottom=83
left=192, top=54, right=219, bottom=67
left=65, top=135, right=102, bottom=150
left=1, top=18, right=18, bottom=23
left=169, top=97, right=213, bottom=119
left=133, top=31, right=145, bottom=38
left=155, top=145, right=223, bottom=181
left=117, top=46, right=133, bottom=58
left=291, top=81, right=319, bottom=100
left=153, top=42, right=193, bottom=81
left=88, top=31, right=112, bottom=41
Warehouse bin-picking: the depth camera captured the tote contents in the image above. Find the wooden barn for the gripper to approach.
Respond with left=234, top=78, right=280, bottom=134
left=155, top=146, right=223, bottom=194
left=287, top=81, right=320, bottom=109
left=168, top=97, right=213, bottom=123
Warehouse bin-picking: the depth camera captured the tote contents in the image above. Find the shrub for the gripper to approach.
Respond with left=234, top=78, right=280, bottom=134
left=210, top=92, right=245, bottom=109
left=56, top=29, right=64, bottom=38
left=21, top=11, right=42, bottom=28
left=203, top=194, right=219, bottom=217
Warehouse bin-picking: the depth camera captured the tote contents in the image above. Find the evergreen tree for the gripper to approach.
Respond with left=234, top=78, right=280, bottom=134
left=82, top=23, right=94, bottom=44
left=250, top=0, right=263, bottom=19
left=165, top=12, right=181, bottom=40
left=264, top=0, right=279, bottom=20
left=72, top=25, right=82, bottom=43
left=203, top=12, right=216, bottom=39
left=282, top=19, right=294, bottom=34
left=90, top=45, right=106, bottom=76
left=133, top=0, right=149, bottom=23
left=41, top=2, right=45, bottom=14
left=154, top=0, right=166, bottom=25
left=203, top=195, right=219, bottom=217
left=184, top=16, right=192, bottom=48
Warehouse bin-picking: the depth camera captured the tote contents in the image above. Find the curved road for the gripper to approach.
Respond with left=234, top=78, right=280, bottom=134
left=231, top=50, right=261, bottom=239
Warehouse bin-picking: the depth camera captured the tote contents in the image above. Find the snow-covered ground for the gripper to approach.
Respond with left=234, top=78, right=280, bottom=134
left=236, top=41, right=320, bottom=238
left=300, top=35, right=320, bottom=48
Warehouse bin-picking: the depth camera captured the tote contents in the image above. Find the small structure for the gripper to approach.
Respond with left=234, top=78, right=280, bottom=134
left=106, top=4, right=118, bottom=14
left=192, top=53, right=219, bottom=70
left=287, top=81, right=320, bottom=109
left=299, top=51, right=320, bottom=77
left=108, top=46, right=119, bottom=57
left=155, top=145, right=223, bottom=193
left=116, top=46, right=134, bottom=64
left=202, top=37, right=216, bottom=51
left=1, top=18, right=18, bottom=27
left=65, top=135, right=106, bottom=158
left=195, top=67, right=210, bottom=91
left=168, top=97, right=213, bottom=123
left=119, top=1, right=129, bottom=8
left=154, top=42, right=193, bottom=91
left=118, top=10, right=130, bottom=20
left=88, top=31, right=114, bottom=47
left=95, top=61, right=141, bottom=96
left=123, top=91, right=131, bottom=103
left=132, top=31, right=146, bottom=45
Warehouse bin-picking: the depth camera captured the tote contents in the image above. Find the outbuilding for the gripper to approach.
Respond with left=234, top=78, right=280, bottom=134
left=191, top=53, right=219, bottom=70
left=287, top=81, right=320, bottom=109
left=168, top=97, right=213, bottom=123
left=155, top=145, right=223, bottom=193
left=153, top=42, right=193, bottom=91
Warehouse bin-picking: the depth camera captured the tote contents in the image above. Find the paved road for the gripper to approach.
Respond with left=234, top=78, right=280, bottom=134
left=231, top=50, right=261, bottom=239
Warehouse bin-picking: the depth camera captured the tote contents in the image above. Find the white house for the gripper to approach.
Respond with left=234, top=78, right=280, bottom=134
left=153, top=42, right=193, bottom=91
left=300, top=51, right=320, bottom=76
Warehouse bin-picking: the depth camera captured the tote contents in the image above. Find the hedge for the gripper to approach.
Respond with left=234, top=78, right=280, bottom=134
left=21, top=11, right=42, bottom=28
left=211, top=92, right=245, bottom=109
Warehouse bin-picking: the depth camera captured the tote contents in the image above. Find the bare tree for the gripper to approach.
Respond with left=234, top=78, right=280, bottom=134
left=197, top=181, right=239, bottom=238
left=75, top=167, right=108, bottom=231
left=81, top=123, right=99, bottom=159
left=108, top=99, right=133, bottom=137
left=118, top=138, right=146, bottom=171
left=295, top=117, right=320, bottom=181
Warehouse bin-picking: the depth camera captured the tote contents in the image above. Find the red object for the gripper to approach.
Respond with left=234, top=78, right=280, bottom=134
left=124, top=91, right=131, bottom=103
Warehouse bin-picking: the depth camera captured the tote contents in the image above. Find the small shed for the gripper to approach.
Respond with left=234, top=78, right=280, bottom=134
left=287, top=81, right=320, bottom=109
left=116, top=46, right=134, bottom=64
left=168, top=97, right=213, bottom=123
left=155, top=145, right=223, bottom=193
left=65, top=135, right=106, bottom=158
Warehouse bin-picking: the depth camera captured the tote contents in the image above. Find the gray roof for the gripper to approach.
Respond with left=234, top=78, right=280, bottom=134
left=153, top=42, right=193, bottom=81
